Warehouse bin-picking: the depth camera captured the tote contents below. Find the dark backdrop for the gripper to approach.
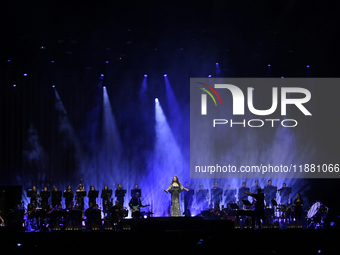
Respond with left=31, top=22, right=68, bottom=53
left=1, top=0, right=340, bottom=218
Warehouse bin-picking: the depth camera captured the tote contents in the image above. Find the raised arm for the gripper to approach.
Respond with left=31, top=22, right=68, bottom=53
left=244, top=191, right=257, bottom=198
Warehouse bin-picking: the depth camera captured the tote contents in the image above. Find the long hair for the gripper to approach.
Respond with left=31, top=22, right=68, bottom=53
left=171, top=176, right=181, bottom=186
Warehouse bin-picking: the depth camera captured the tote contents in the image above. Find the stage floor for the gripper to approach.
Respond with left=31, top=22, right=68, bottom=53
left=1, top=217, right=339, bottom=254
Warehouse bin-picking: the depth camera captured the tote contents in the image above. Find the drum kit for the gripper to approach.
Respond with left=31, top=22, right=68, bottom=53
left=276, top=204, right=293, bottom=219
left=306, top=201, right=329, bottom=229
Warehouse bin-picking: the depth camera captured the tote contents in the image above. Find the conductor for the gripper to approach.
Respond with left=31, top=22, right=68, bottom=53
left=245, top=188, right=265, bottom=229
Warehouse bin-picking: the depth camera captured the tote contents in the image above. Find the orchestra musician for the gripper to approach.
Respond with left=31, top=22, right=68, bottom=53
left=128, top=192, right=147, bottom=219
left=210, top=204, right=221, bottom=219
left=115, top=184, right=126, bottom=206
left=47, top=204, right=53, bottom=213
left=278, top=183, right=291, bottom=206
left=317, top=203, right=329, bottom=223
left=110, top=200, right=124, bottom=230
left=6, top=204, right=25, bottom=228
left=68, top=204, right=82, bottom=227
left=28, top=186, right=39, bottom=208
left=211, top=182, right=223, bottom=208
left=85, top=202, right=95, bottom=217
left=101, top=185, right=112, bottom=218
left=264, top=180, right=277, bottom=207
left=181, top=182, right=194, bottom=214
left=224, top=184, right=236, bottom=205
left=196, top=185, right=209, bottom=211
left=238, top=182, right=249, bottom=207
left=222, top=203, right=234, bottom=221
left=250, top=180, right=261, bottom=194
left=40, top=186, right=50, bottom=210
left=88, top=186, right=98, bottom=206
left=52, top=186, right=62, bottom=208
left=51, top=203, right=66, bottom=229
left=293, top=193, right=304, bottom=223
left=64, top=185, right=74, bottom=209
left=85, top=202, right=101, bottom=229
left=131, top=184, right=141, bottom=198
left=75, top=184, right=86, bottom=211
left=26, top=203, right=37, bottom=232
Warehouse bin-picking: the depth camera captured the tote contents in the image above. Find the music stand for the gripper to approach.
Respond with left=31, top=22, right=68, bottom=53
left=88, top=190, right=99, bottom=198
left=230, top=203, right=240, bottom=210
left=131, top=188, right=141, bottom=197
left=40, top=191, right=50, bottom=199
left=52, top=191, right=62, bottom=199
left=242, top=200, right=251, bottom=206
left=101, top=189, right=112, bottom=198
left=76, top=190, right=86, bottom=196
left=35, top=209, right=47, bottom=218
left=63, top=191, right=73, bottom=198
left=115, top=189, right=126, bottom=197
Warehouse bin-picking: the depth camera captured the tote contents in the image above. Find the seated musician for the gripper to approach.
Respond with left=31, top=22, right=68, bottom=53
left=68, top=204, right=82, bottom=227
left=128, top=192, right=146, bottom=219
left=85, top=202, right=101, bottom=229
left=110, top=200, right=123, bottom=230
left=26, top=203, right=37, bottom=232
left=29, top=186, right=39, bottom=209
left=223, top=203, right=235, bottom=221
left=51, top=186, right=62, bottom=208
left=210, top=204, right=221, bottom=218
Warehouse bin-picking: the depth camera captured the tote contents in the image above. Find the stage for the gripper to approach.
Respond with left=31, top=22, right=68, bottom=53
left=2, top=3, right=340, bottom=255
left=1, top=217, right=339, bottom=255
